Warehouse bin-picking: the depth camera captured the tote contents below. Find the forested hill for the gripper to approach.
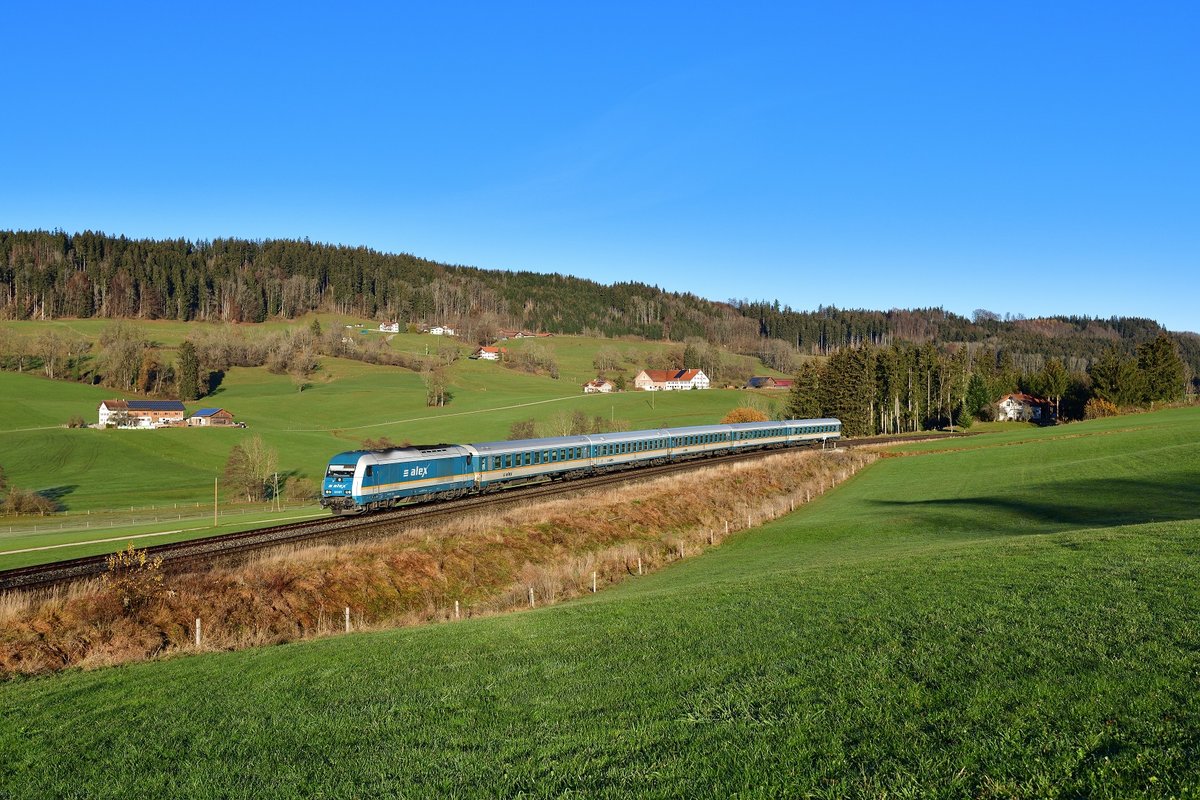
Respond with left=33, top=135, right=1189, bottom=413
left=2, top=229, right=1196, bottom=376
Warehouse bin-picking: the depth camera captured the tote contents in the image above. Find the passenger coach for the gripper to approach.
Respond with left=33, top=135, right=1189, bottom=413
left=321, top=418, right=841, bottom=514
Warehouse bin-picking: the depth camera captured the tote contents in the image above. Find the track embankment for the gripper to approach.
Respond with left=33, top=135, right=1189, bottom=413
left=0, top=446, right=878, bottom=675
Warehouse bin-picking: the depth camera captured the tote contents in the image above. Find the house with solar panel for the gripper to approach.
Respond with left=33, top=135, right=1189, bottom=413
left=98, top=399, right=187, bottom=428
left=187, top=408, right=236, bottom=427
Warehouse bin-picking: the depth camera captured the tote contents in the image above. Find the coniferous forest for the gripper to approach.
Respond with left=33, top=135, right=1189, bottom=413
left=1, top=230, right=1197, bottom=411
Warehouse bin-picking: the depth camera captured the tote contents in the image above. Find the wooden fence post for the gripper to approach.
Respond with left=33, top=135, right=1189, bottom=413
left=194, top=618, right=201, bottom=648
left=344, top=607, right=350, bottom=633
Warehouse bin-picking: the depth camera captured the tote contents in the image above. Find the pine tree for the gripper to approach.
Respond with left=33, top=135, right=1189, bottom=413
left=1137, top=333, right=1185, bottom=403
left=820, top=347, right=874, bottom=436
left=965, top=373, right=991, bottom=421
left=1089, top=346, right=1145, bottom=407
left=177, top=340, right=202, bottom=401
left=785, top=362, right=822, bottom=419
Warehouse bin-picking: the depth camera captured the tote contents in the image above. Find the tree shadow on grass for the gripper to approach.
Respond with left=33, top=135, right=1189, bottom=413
left=38, top=485, right=77, bottom=510
left=868, top=473, right=1200, bottom=537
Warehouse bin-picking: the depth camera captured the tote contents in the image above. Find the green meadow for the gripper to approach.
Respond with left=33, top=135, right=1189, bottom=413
left=0, top=322, right=790, bottom=564
left=1, top=408, right=1196, bottom=797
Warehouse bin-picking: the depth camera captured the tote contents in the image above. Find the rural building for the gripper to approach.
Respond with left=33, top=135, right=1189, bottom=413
left=996, top=393, right=1051, bottom=422
left=583, top=378, right=615, bottom=394
left=496, top=329, right=551, bottom=340
left=745, top=376, right=795, bottom=389
left=472, top=346, right=506, bottom=361
left=428, top=325, right=456, bottom=336
left=379, top=322, right=400, bottom=333
left=187, top=408, right=236, bottom=427
left=633, top=369, right=710, bottom=391
left=98, top=400, right=187, bottom=428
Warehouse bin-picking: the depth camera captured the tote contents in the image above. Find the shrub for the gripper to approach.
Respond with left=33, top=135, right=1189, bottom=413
left=1084, top=398, right=1119, bottom=419
left=101, top=544, right=165, bottom=612
left=2, top=489, right=58, bottom=515
left=721, top=407, right=770, bottom=424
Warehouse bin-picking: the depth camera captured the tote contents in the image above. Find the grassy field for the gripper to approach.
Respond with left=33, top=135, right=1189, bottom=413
left=0, top=321, right=788, bottom=562
left=1, top=408, right=1196, bottom=797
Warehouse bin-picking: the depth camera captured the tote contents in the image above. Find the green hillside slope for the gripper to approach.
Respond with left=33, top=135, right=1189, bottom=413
left=2, top=409, right=1197, bottom=797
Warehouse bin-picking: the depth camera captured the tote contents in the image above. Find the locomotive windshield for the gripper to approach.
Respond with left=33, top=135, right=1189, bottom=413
left=326, top=464, right=356, bottom=478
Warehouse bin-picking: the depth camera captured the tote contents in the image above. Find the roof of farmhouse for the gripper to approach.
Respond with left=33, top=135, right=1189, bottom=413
left=101, top=400, right=186, bottom=411
left=640, top=369, right=704, bottom=382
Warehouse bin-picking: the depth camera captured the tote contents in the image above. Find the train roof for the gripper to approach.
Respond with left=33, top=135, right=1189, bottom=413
left=326, top=419, right=842, bottom=464
left=469, top=434, right=595, bottom=454
left=326, top=444, right=472, bottom=464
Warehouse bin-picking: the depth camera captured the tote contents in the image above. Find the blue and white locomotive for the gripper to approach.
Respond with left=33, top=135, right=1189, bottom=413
left=321, top=418, right=841, bottom=514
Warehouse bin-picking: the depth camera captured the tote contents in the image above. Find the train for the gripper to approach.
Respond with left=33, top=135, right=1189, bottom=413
left=320, top=418, right=841, bottom=514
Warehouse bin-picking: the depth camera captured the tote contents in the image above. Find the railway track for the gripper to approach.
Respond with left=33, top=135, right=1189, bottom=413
left=0, top=433, right=955, bottom=593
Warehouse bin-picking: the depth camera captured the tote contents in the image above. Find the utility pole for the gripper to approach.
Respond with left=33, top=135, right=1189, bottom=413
left=213, top=476, right=218, bottom=527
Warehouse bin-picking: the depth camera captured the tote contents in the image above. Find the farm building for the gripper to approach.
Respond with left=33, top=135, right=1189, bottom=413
left=98, top=400, right=187, bottom=428
left=379, top=322, right=400, bottom=333
left=472, top=346, right=506, bottom=361
left=746, top=376, right=796, bottom=389
left=187, top=408, right=236, bottom=427
left=428, top=325, right=456, bottom=336
left=633, top=369, right=710, bottom=391
left=996, top=393, right=1051, bottom=422
left=583, top=378, right=615, bottom=394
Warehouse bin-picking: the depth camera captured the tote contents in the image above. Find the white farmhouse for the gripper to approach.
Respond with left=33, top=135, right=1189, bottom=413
left=633, top=369, right=710, bottom=391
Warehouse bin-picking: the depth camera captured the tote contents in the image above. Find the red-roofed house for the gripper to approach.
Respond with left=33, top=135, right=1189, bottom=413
left=633, top=369, right=710, bottom=391
left=996, top=393, right=1051, bottom=422
left=472, top=346, right=507, bottom=361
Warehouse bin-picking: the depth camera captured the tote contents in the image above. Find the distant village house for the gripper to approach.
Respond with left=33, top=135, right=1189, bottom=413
left=98, top=400, right=187, bottom=428
left=583, top=378, right=615, bottom=394
left=496, top=329, right=553, bottom=340
left=379, top=321, right=400, bottom=333
left=472, top=346, right=506, bottom=361
left=633, top=369, right=710, bottom=391
left=996, top=393, right=1051, bottom=422
left=744, top=376, right=794, bottom=390
left=428, top=325, right=456, bottom=336
left=187, top=408, right=236, bottom=427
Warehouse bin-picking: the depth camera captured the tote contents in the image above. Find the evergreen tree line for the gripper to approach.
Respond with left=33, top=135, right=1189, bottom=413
left=785, top=334, right=1189, bottom=437
left=3, top=230, right=1196, bottom=386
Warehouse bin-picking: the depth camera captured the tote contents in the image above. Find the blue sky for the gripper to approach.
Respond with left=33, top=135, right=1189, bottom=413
left=3, top=2, right=1197, bottom=332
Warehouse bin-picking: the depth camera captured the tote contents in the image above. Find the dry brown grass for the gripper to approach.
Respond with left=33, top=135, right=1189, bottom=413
left=0, top=449, right=874, bottom=676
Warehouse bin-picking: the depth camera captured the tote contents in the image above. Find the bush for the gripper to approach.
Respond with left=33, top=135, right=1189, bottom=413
left=2, top=489, right=58, bottom=515
left=721, top=407, right=770, bottom=424
left=66, top=415, right=88, bottom=428
left=1084, top=398, right=1119, bottom=419
left=101, top=544, right=165, bottom=612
